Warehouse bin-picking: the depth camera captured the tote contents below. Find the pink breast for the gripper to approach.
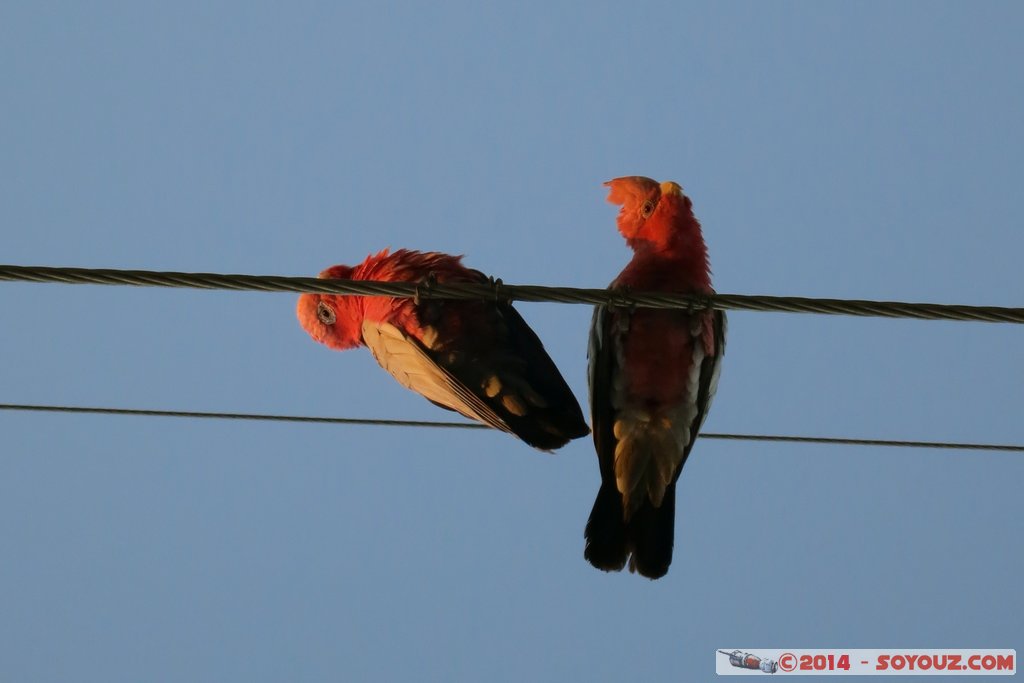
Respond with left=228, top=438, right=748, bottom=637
left=621, top=311, right=695, bottom=407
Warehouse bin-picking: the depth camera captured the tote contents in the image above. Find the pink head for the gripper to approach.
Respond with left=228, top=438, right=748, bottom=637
left=296, top=264, right=363, bottom=350
left=604, top=176, right=699, bottom=253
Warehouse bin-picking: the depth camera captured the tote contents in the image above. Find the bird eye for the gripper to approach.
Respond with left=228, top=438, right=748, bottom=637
left=317, top=301, right=336, bottom=325
left=641, top=200, right=656, bottom=218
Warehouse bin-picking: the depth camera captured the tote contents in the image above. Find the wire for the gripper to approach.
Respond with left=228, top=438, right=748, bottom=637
left=0, top=403, right=468, bottom=429
left=1, top=403, right=1020, bottom=452
left=1, top=264, right=1022, bottom=323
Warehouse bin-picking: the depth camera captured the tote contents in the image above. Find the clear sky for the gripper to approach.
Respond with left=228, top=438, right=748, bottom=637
left=2, top=2, right=1021, bottom=681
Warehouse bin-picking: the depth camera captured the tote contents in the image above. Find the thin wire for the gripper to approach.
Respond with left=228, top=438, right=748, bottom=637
left=0, top=403, right=468, bottom=429
left=1, top=403, right=1020, bottom=452
left=1, top=264, right=1021, bottom=323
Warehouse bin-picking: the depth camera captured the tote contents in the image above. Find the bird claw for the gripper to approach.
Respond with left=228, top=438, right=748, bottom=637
left=415, top=272, right=439, bottom=306
left=610, top=285, right=635, bottom=312
left=488, top=276, right=508, bottom=304
left=687, top=292, right=713, bottom=314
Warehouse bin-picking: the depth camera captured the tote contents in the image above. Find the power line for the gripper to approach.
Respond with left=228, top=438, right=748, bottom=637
left=0, top=403, right=467, bottom=429
left=1, top=403, right=1020, bottom=452
left=1, top=264, right=1021, bottom=323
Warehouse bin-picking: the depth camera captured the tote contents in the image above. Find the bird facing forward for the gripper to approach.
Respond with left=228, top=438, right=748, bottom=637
left=585, top=177, right=726, bottom=578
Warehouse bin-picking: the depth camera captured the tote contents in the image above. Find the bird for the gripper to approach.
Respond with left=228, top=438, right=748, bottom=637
left=296, top=248, right=589, bottom=451
left=584, top=176, right=726, bottom=578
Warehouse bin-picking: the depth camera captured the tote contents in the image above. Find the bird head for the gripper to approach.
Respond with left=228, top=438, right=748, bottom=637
left=296, top=264, right=363, bottom=350
left=604, top=176, right=696, bottom=252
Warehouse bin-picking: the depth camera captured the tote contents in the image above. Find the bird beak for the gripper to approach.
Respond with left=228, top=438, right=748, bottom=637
left=659, top=181, right=682, bottom=197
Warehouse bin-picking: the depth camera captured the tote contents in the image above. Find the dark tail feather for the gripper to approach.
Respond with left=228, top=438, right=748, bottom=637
left=584, top=482, right=628, bottom=572
left=626, top=483, right=676, bottom=580
left=506, top=407, right=590, bottom=452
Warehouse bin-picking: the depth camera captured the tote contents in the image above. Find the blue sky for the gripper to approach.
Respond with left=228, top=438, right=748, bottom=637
left=1, top=2, right=1021, bottom=680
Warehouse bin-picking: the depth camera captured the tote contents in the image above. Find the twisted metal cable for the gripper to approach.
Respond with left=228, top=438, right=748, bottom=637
left=1, top=403, right=1021, bottom=452
left=1, top=264, right=1022, bottom=323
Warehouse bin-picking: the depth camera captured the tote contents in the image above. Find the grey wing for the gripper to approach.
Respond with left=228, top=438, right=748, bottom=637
left=696, top=309, right=726, bottom=430
left=675, top=308, right=727, bottom=480
left=588, top=305, right=625, bottom=479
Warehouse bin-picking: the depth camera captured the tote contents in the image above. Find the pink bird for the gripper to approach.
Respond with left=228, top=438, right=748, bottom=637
left=585, top=177, right=726, bottom=578
left=297, top=249, right=589, bottom=451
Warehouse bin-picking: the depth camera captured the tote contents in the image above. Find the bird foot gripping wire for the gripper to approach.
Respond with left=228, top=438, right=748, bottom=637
left=608, top=285, right=636, bottom=312
left=488, top=276, right=509, bottom=304
left=691, top=292, right=715, bottom=314
left=414, top=272, right=439, bottom=306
